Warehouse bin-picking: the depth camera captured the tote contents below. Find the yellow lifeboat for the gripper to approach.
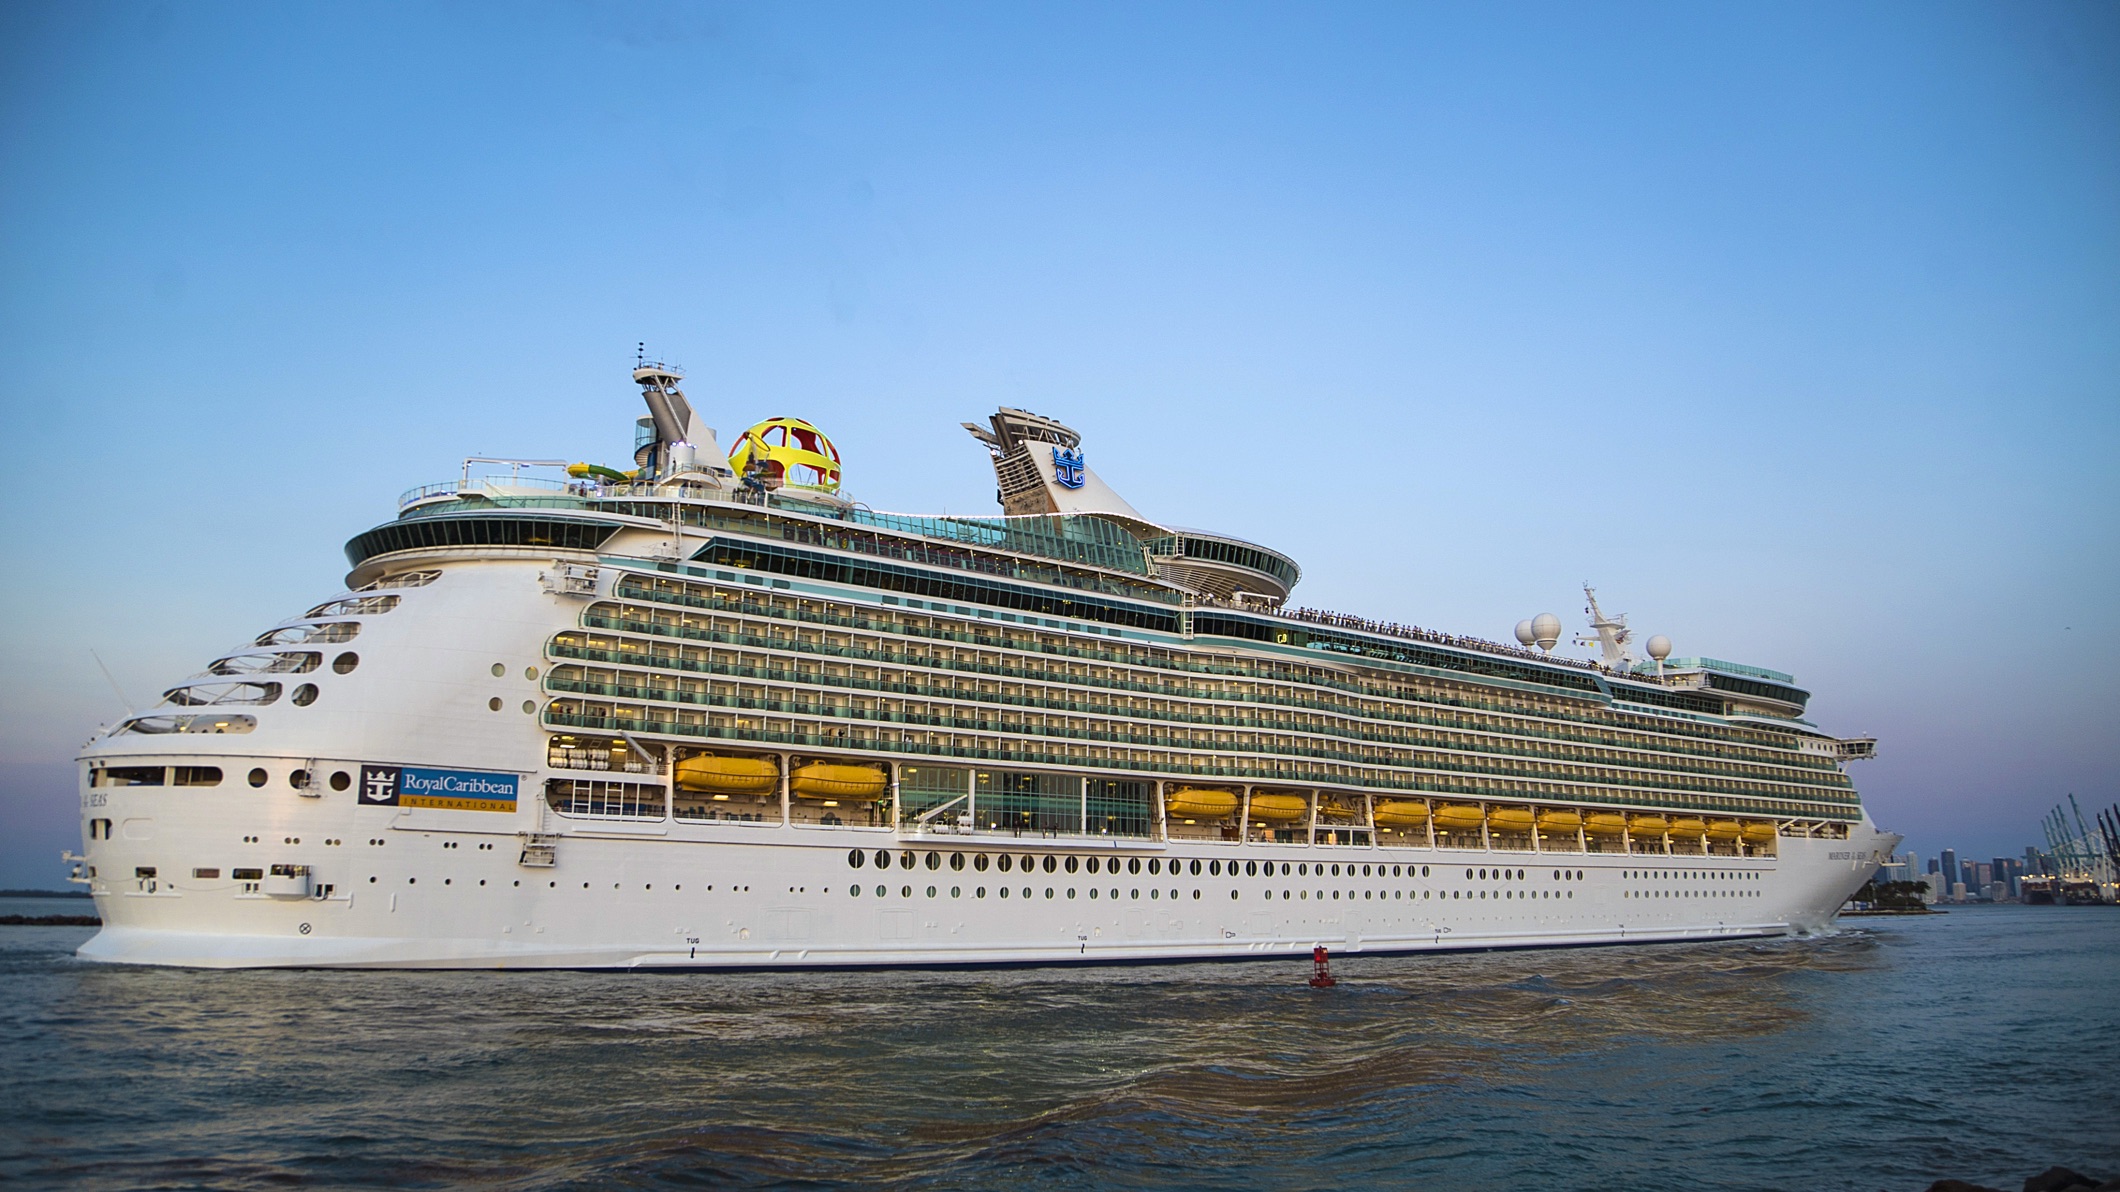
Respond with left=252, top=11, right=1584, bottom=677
left=1432, top=803, right=1486, bottom=832
left=1583, top=813, right=1630, bottom=837
left=1165, top=788, right=1240, bottom=819
left=790, top=762, right=887, bottom=801
left=1668, top=817, right=1709, bottom=836
left=1246, top=792, right=1309, bottom=822
left=1486, top=806, right=1536, bottom=833
left=1373, top=800, right=1431, bottom=827
left=1704, top=819, right=1745, bottom=842
left=675, top=754, right=779, bottom=794
left=1742, top=821, right=1779, bottom=845
left=1537, top=809, right=1584, bottom=832
left=1628, top=814, right=1671, bottom=836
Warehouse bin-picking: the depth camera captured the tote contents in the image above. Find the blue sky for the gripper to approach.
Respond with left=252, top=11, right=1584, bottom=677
left=2, top=1, right=2114, bottom=886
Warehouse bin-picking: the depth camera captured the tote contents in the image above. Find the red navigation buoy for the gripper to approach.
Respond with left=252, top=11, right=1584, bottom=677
left=1309, top=944, right=1336, bottom=988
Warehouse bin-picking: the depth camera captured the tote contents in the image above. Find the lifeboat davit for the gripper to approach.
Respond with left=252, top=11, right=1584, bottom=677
left=1704, top=819, right=1745, bottom=842
left=1628, top=814, right=1671, bottom=836
left=1536, top=809, right=1584, bottom=832
left=1742, top=821, right=1779, bottom=845
left=1432, top=804, right=1486, bottom=831
left=1667, top=817, right=1709, bottom=836
left=1165, top=787, right=1240, bottom=819
left=1486, top=806, right=1536, bottom=833
left=1247, top=792, right=1309, bottom=822
left=1583, top=813, right=1629, bottom=836
left=790, top=762, right=888, bottom=801
left=1372, top=800, right=1431, bottom=827
left=675, top=754, right=779, bottom=793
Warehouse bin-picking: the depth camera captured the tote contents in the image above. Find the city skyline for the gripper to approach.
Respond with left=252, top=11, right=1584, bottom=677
left=2, top=2, right=2116, bottom=885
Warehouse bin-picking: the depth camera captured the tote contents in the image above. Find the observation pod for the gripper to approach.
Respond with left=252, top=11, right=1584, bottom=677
left=731, top=417, right=843, bottom=492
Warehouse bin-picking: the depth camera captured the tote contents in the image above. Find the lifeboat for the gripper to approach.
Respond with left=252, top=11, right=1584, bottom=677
left=1373, top=800, right=1431, bottom=827
left=1667, top=817, right=1709, bottom=836
left=1583, top=813, right=1630, bottom=837
left=1486, top=806, right=1536, bottom=833
left=1628, top=814, right=1671, bottom=836
left=1247, top=792, right=1309, bottom=822
left=1704, top=819, right=1745, bottom=842
left=1536, top=809, right=1584, bottom=832
left=1431, top=803, right=1486, bottom=832
left=790, top=762, right=887, bottom=801
left=1165, top=787, right=1240, bottom=819
left=1742, top=821, right=1779, bottom=845
left=675, top=754, right=779, bottom=794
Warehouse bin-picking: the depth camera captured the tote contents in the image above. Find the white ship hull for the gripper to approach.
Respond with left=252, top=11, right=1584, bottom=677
left=78, top=814, right=1894, bottom=970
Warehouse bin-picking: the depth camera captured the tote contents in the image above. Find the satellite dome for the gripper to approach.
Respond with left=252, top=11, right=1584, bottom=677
left=1646, top=634, right=1673, bottom=661
left=1514, top=619, right=1536, bottom=647
left=729, top=417, right=842, bottom=493
left=1530, top=613, right=1561, bottom=652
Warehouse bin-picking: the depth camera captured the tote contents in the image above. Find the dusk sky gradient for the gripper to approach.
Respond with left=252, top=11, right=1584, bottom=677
left=2, top=1, right=2115, bottom=887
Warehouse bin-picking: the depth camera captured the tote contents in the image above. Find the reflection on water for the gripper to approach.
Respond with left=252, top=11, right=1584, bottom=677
left=5, top=910, right=2116, bottom=1190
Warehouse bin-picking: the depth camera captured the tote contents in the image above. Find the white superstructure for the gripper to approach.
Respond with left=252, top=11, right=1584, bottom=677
left=70, top=363, right=1897, bottom=969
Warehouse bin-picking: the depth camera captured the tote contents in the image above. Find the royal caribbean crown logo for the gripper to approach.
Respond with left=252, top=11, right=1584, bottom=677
left=1051, top=446, right=1086, bottom=489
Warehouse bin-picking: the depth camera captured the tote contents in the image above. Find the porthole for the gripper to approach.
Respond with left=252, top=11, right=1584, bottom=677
left=1042, top=855, right=1056, bottom=873
left=1148, top=859, right=1161, bottom=876
left=925, top=852, right=941, bottom=871
left=328, top=771, right=351, bottom=792
left=997, top=854, right=1013, bottom=873
left=292, top=684, right=318, bottom=706
left=1209, top=860, right=1222, bottom=876
left=491, top=663, right=506, bottom=677
left=332, top=652, right=359, bottom=674
left=1064, top=856, right=1078, bottom=873
left=1422, top=866, right=1430, bottom=877
left=289, top=769, right=309, bottom=789
left=521, top=700, right=535, bottom=714
left=248, top=768, right=268, bottom=787
left=1330, top=864, right=1341, bottom=877
left=1245, top=861, right=1257, bottom=876
left=899, top=851, right=915, bottom=870
left=1128, top=858, right=1142, bottom=875
left=848, top=849, right=865, bottom=869
left=1190, top=859, right=1202, bottom=876
left=974, top=854, right=990, bottom=872
left=525, top=666, right=539, bottom=680
left=1085, top=857, right=1100, bottom=874
left=950, top=853, right=965, bottom=871
left=488, top=698, right=503, bottom=712
left=873, top=849, right=889, bottom=868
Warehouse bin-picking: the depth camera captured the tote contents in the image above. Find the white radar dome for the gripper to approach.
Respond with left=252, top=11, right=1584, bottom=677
left=1515, top=619, right=1536, bottom=647
left=1646, top=635, right=1673, bottom=661
left=1530, top=613, right=1562, bottom=652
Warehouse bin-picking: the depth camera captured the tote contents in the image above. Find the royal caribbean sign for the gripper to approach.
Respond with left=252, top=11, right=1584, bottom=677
left=1051, top=446, right=1086, bottom=489
left=358, top=764, right=518, bottom=812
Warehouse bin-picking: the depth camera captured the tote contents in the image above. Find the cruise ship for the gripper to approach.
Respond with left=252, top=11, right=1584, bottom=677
left=70, top=362, right=1898, bottom=968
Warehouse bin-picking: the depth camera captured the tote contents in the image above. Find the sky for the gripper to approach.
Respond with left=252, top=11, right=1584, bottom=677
left=1, top=1, right=2114, bottom=887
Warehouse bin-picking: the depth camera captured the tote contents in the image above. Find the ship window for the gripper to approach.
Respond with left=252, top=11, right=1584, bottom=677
left=97, top=766, right=165, bottom=787
left=329, top=771, right=351, bottom=791
left=290, top=769, right=310, bottom=789
left=545, top=778, right=664, bottom=820
left=248, top=768, right=268, bottom=787
left=292, top=684, right=319, bottom=706
left=1084, top=857, right=1100, bottom=874
left=255, top=622, right=360, bottom=647
left=950, top=853, right=966, bottom=871
left=356, top=569, right=441, bottom=590
left=997, top=854, right=1013, bottom=873
left=210, top=652, right=320, bottom=676
left=899, top=851, right=915, bottom=870
left=1127, top=858, right=1141, bottom=875
left=164, top=681, right=283, bottom=707
left=1042, top=855, right=1056, bottom=873
left=1190, top=859, right=1202, bottom=876
left=192, top=868, right=220, bottom=879
left=973, top=854, right=989, bottom=872
left=306, top=595, right=402, bottom=618
left=333, top=652, right=359, bottom=674
left=173, top=767, right=222, bottom=787
left=1147, top=859, right=1161, bottom=876
left=232, top=867, right=263, bottom=881
left=848, top=849, right=865, bottom=869
left=492, top=663, right=507, bottom=677
left=1244, top=861, right=1256, bottom=876
left=925, top=852, right=941, bottom=871
left=488, top=698, right=503, bottom=711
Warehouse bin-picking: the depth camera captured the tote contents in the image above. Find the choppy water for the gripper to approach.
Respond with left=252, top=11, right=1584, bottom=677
left=2, top=905, right=2114, bottom=1190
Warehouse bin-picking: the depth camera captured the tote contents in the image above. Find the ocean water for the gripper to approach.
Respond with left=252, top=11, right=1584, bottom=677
left=1, top=905, right=2113, bottom=1191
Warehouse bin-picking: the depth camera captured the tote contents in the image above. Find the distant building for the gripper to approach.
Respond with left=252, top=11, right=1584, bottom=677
left=1983, top=881, right=2008, bottom=903
left=1919, top=872, right=1944, bottom=903
left=1951, top=881, right=1968, bottom=903
left=1942, top=849, right=1959, bottom=890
